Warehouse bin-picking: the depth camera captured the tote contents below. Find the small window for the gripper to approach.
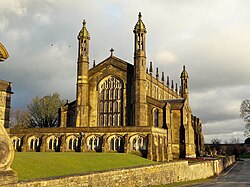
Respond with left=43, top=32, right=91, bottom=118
left=153, top=109, right=159, bottom=127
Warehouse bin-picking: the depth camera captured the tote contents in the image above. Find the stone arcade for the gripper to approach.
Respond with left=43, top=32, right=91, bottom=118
left=9, top=13, right=204, bottom=161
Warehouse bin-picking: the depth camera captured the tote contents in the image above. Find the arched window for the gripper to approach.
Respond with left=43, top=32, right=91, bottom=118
left=88, top=136, right=101, bottom=151
left=73, top=139, right=77, bottom=150
left=99, top=76, right=123, bottom=126
left=153, top=109, right=159, bottom=127
left=132, top=138, right=137, bottom=150
left=69, top=139, right=72, bottom=150
left=47, top=136, right=58, bottom=151
left=53, top=139, right=57, bottom=150
left=131, top=136, right=147, bottom=151
left=109, top=136, right=124, bottom=152
left=28, top=137, right=39, bottom=150
left=11, top=137, right=22, bottom=151
left=34, top=139, right=39, bottom=150
left=49, top=139, right=53, bottom=150
left=30, top=139, right=34, bottom=150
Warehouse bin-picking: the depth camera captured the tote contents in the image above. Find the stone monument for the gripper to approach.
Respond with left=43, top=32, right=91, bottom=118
left=0, top=43, right=17, bottom=186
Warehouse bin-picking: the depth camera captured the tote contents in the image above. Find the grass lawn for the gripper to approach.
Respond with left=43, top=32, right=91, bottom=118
left=240, top=153, right=250, bottom=158
left=12, top=152, right=155, bottom=181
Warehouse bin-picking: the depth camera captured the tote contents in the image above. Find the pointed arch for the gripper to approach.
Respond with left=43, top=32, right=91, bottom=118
left=98, top=76, right=124, bottom=127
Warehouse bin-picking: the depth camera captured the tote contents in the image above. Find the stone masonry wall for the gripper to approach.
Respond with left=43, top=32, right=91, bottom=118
left=9, top=156, right=235, bottom=187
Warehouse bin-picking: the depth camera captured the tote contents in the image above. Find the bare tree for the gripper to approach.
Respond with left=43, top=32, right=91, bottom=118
left=10, top=109, right=31, bottom=128
left=227, top=137, right=245, bottom=158
left=211, top=138, right=221, bottom=145
left=211, top=138, right=222, bottom=155
left=230, top=137, right=240, bottom=144
left=27, top=93, right=65, bottom=128
left=240, top=99, right=250, bottom=137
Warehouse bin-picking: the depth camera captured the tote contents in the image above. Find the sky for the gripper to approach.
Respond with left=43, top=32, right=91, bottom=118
left=1, top=0, right=250, bottom=143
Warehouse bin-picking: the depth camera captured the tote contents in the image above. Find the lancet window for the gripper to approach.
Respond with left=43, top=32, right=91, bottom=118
left=99, top=76, right=123, bottom=127
left=47, top=136, right=59, bottom=151
left=28, top=136, right=39, bottom=151
left=88, top=136, right=102, bottom=151
left=109, top=136, right=124, bottom=152
left=153, top=108, right=159, bottom=127
left=67, top=136, right=78, bottom=151
left=131, top=136, right=147, bottom=151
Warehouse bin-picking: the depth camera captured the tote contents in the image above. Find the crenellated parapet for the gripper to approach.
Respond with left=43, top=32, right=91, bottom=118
left=145, top=61, right=185, bottom=100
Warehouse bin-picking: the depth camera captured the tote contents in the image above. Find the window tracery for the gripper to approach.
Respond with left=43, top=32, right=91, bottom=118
left=109, top=136, right=124, bottom=152
left=131, top=136, right=147, bottom=151
left=88, top=136, right=102, bottom=151
left=99, top=76, right=123, bottom=127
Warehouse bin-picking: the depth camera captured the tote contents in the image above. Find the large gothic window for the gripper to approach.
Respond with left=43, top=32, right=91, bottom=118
left=99, top=76, right=123, bottom=127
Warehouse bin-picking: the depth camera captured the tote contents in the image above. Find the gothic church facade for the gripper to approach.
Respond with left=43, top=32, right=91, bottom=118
left=10, top=13, right=204, bottom=161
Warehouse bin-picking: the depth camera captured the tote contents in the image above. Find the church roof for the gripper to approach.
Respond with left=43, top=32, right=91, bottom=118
left=164, top=98, right=185, bottom=110
left=89, top=55, right=133, bottom=76
left=146, top=96, right=166, bottom=108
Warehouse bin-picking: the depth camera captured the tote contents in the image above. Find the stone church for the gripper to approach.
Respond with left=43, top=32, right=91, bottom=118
left=9, top=13, right=204, bottom=161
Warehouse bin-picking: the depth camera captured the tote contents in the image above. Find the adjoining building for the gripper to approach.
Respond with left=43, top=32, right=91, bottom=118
left=9, top=13, right=204, bottom=161
left=0, top=43, right=12, bottom=129
left=0, top=43, right=17, bottom=186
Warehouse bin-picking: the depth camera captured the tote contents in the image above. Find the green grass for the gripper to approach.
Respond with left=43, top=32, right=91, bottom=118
left=12, top=152, right=155, bottom=181
left=240, top=153, right=250, bottom=158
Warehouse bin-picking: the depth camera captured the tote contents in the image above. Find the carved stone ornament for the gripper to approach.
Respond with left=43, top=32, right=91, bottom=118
left=0, top=125, right=14, bottom=171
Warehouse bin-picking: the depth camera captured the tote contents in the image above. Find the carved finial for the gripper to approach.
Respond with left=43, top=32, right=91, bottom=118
left=175, top=83, right=178, bottom=93
left=181, top=64, right=189, bottom=79
left=167, top=76, right=170, bottom=87
left=110, top=48, right=114, bottom=56
left=156, top=68, right=159, bottom=79
left=138, top=12, right=142, bottom=20
left=161, top=72, right=164, bottom=82
left=149, top=61, right=153, bottom=74
left=171, top=80, right=174, bottom=89
left=93, top=60, right=96, bottom=67
left=83, top=19, right=86, bottom=27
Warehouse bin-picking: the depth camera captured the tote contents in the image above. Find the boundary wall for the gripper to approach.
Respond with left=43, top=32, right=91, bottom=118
left=7, top=156, right=235, bottom=187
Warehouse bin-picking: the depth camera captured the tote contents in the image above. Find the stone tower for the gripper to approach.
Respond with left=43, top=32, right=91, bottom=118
left=180, top=65, right=189, bottom=102
left=133, top=12, right=147, bottom=126
left=76, top=20, right=90, bottom=127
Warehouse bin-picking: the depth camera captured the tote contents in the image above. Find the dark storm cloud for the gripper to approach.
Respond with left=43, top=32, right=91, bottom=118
left=1, top=0, right=250, bottom=142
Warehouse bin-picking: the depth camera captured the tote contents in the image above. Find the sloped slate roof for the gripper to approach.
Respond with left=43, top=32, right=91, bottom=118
left=163, top=98, right=185, bottom=110
left=89, top=55, right=133, bottom=76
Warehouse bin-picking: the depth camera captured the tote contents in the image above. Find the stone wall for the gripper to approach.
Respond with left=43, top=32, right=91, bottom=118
left=10, top=156, right=235, bottom=187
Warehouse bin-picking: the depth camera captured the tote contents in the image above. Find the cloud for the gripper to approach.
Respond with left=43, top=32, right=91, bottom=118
left=0, top=17, right=9, bottom=31
left=34, top=13, right=52, bottom=25
left=0, top=0, right=28, bottom=16
left=155, top=50, right=177, bottom=64
left=0, top=0, right=250, bottom=143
